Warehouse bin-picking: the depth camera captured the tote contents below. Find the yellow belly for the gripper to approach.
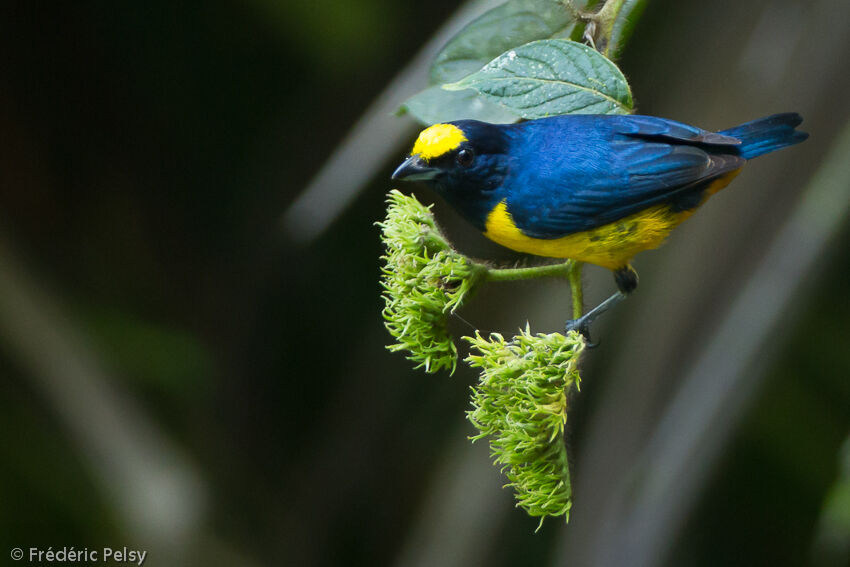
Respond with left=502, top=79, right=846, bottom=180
left=483, top=171, right=740, bottom=269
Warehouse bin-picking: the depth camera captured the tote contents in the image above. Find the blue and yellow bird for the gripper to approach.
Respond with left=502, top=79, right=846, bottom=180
left=392, top=113, right=808, bottom=337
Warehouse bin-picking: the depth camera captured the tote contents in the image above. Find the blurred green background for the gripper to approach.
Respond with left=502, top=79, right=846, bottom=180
left=1, top=1, right=850, bottom=566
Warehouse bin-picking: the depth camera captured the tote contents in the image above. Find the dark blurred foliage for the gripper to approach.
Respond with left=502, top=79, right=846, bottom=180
left=0, top=1, right=459, bottom=564
left=0, top=1, right=849, bottom=566
left=672, top=259, right=850, bottom=567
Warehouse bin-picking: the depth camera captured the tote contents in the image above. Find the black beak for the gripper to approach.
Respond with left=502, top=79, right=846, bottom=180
left=391, top=155, right=439, bottom=182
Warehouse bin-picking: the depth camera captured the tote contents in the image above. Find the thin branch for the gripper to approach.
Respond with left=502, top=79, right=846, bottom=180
left=485, top=259, right=576, bottom=282
left=568, top=262, right=585, bottom=320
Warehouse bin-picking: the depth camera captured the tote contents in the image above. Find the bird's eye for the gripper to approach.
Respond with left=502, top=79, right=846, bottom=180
left=456, top=148, right=474, bottom=167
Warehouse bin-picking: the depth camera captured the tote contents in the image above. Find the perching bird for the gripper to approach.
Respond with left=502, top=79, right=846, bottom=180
left=392, top=113, right=808, bottom=339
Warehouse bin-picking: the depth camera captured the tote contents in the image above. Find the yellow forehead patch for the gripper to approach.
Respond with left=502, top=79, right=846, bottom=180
left=411, top=123, right=467, bottom=161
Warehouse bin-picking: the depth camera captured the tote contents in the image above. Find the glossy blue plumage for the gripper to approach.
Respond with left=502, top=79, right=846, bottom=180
left=460, top=113, right=806, bottom=238
left=397, top=112, right=806, bottom=247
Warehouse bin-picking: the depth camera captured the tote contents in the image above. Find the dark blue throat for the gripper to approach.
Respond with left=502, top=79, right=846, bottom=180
left=433, top=157, right=508, bottom=232
left=433, top=181, right=503, bottom=232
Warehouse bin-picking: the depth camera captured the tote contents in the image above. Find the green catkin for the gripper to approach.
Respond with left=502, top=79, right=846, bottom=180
left=466, top=327, right=585, bottom=525
left=378, top=190, right=485, bottom=373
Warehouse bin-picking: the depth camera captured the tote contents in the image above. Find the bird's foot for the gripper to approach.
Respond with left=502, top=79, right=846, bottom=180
left=565, top=316, right=598, bottom=348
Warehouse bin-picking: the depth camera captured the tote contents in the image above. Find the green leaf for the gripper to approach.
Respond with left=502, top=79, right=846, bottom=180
left=400, top=85, right=520, bottom=126
left=429, top=0, right=589, bottom=85
left=400, top=0, right=597, bottom=126
left=444, top=39, right=632, bottom=119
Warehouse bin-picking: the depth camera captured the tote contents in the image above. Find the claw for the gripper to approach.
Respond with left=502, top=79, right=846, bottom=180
left=565, top=318, right=599, bottom=348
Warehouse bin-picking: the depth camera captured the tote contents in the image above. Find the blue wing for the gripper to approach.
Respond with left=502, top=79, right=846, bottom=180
left=504, top=115, right=746, bottom=237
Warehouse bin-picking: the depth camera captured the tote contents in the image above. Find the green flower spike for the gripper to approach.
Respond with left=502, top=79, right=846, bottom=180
left=378, top=190, right=486, bottom=373
left=466, top=326, right=585, bottom=526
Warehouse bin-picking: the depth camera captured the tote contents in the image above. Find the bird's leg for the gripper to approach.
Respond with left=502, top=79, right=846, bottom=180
left=565, top=291, right=626, bottom=345
left=565, top=265, right=638, bottom=346
left=613, top=264, right=638, bottom=294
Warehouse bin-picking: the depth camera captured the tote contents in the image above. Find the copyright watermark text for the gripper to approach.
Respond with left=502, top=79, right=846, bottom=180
left=10, top=547, right=147, bottom=565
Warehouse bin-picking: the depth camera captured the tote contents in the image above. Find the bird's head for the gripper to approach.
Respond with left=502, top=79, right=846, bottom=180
left=392, top=120, right=511, bottom=231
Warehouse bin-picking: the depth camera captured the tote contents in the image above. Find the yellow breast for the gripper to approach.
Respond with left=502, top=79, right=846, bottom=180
left=484, top=200, right=686, bottom=269
left=482, top=169, right=741, bottom=269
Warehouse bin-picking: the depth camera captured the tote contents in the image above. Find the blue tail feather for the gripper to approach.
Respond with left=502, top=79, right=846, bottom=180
left=719, top=112, right=809, bottom=160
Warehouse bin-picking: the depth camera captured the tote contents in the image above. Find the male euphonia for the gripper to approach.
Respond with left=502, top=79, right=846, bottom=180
left=392, top=113, right=808, bottom=338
